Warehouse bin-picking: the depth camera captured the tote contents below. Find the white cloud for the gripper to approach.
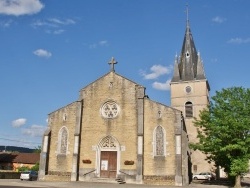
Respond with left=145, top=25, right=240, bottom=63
left=32, top=20, right=57, bottom=28
left=99, top=40, right=108, bottom=46
left=0, top=19, right=13, bottom=27
left=32, top=18, right=75, bottom=28
left=53, top=29, right=64, bottom=34
left=12, top=118, right=27, bottom=127
left=33, top=49, right=52, bottom=58
left=32, top=18, right=76, bottom=34
left=48, top=18, right=76, bottom=25
left=227, top=37, right=250, bottom=44
left=140, top=64, right=173, bottom=80
left=212, top=16, right=226, bottom=23
left=89, top=40, right=108, bottom=49
left=22, top=124, right=47, bottom=137
left=211, top=58, right=218, bottom=63
left=0, top=0, right=44, bottom=16
left=152, top=79, right=171, bottom=91
left=45, top=29, right=65, bottom=35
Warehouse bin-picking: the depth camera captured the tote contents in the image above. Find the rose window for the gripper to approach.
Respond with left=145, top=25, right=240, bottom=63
left=101, top=101, right=119, bottom=118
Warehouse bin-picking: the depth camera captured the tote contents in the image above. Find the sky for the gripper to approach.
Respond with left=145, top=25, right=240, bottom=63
left=0, top=0, right=250, bottom=149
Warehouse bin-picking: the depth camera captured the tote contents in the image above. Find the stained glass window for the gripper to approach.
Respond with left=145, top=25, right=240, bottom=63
left=58, top=127, right=68, bottom=155
left=155, top=126, right=164, bottom=156
left=153, top=125, right=166, bottom=157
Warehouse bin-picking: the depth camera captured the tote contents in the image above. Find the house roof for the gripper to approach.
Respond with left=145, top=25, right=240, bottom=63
left=0, top=153, right=40, bottom=164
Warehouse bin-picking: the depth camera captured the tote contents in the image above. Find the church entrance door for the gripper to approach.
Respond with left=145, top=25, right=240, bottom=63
left=100, top=151, right=117, bottom=178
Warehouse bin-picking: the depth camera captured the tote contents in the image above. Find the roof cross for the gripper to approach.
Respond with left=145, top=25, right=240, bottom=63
left=108, top=57, right=117, bottom=72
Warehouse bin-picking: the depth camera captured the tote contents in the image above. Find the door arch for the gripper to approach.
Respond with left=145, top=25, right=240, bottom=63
left=96, top=135, right=121, bottom=178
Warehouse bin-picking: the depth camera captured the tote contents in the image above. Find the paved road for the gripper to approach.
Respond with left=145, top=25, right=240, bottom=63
left=0, top=179, right=249, bottom=188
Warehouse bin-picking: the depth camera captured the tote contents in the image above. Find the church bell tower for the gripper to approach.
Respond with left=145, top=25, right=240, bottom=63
left=170, top=11, right=212, bottom=173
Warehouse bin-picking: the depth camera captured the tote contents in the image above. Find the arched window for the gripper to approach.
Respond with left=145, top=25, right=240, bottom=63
left=153, top=125, right=166, bottom=157
left=58, top=126, right=68, bottom=155
left=185, top=101, right=193, bottom=118
left=99, top=135, right=117, bottom=150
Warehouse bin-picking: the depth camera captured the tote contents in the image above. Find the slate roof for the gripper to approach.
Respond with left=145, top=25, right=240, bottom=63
left=0, top=153, right=40, bottom=164
left=171, top=20, right=207, bottom=82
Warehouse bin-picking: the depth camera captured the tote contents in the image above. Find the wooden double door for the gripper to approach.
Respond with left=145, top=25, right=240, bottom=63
left=100, top=151, right=117, bottom=178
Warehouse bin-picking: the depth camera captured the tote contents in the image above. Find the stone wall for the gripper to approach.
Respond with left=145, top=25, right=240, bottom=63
left=143, top=99, right=177, bottom=177
left=170, top=80, right=213, bottom=173
left=144, top=175, right=175, bottom=185
left=47, top=102, right=78, bottom=174
left=78, top=72, right=138, bottom=175
left=0, top=171, right=20, bottom=179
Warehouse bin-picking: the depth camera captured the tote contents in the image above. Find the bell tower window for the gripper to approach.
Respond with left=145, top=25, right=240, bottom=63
left=185, top=101, right=193, bottom=118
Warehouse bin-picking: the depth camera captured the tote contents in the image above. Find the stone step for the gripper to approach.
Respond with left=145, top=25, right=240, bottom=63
left=91, top=178, right=117, bottom=183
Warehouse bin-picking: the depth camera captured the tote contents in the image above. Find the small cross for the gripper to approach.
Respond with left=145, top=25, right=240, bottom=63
left=108, top=57, right=117, bottom=72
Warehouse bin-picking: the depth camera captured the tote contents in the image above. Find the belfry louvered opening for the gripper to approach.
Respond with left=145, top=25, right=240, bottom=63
left=185, top=101, right=193, bottom=118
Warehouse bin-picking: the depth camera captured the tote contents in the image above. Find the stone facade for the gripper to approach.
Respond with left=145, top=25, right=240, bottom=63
left=170, top=80, right=211, bottom=173
left=39, top=70, right=191, bottom=186
left=43, top=102, right=77, bottom=176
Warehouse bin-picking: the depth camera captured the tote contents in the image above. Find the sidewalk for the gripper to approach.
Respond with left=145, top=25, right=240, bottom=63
left=0, top=179, right=249, bottom=188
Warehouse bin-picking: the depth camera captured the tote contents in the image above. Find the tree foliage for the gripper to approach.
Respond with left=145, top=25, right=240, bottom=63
left=190, top=87, right=250, bottom=187
left=17, top=166, right=30, bottom=172
left=33, top=145, right=41, bottom=153
left=31, top=162, right=39, bottom=171
left=17, top=163, right=39, bottom=172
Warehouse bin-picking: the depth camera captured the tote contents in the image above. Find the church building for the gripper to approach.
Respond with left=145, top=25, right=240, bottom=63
left=39, top=15, right=211, bottom=186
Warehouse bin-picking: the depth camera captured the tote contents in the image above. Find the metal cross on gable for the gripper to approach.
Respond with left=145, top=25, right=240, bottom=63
left=108, top=57, right=117, bottom=72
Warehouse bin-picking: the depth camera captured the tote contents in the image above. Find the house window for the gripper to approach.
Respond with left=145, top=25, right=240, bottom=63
left=185, top=101, right=193, bottom=118
left=153, top=125, right=166, bottom=157
left=58, top=126, right=68, bottom=155
left=193, top=165, right=198, bottom=173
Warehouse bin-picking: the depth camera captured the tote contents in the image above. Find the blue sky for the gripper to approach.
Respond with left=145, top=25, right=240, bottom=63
left=0, top=0, right=249, bottom=149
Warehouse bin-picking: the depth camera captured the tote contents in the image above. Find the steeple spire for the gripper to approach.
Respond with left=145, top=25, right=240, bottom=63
left=186, top=3, right=189, bottom=24
left=171, top=5, right=206, bottom=82
left=172, top=55, right=180, bottom=82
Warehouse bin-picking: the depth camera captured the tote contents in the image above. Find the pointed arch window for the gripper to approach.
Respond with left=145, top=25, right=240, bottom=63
left=153, top=125, right=166, bottom=157
left=58, top=126, right=69, bottom=155
left=185, top=101, right=193, bottom=118
left=99, top=135, right=117, bottom=150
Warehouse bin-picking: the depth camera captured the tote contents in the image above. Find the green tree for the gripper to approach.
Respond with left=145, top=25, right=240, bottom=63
left=33, top=146, right=41, bottom=153
left=17, top=166, right=30, bottom=172
left=31, top=162, right=39, bottom=171
left=190, top=87, right=250, bottom=188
